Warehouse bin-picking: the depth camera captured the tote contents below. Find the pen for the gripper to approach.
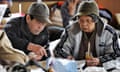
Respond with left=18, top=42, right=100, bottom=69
left=44, top=44, right=49, bottom=50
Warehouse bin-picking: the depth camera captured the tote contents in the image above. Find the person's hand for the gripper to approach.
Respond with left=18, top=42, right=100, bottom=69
left=28, top=52, right=43, bottom=61
left=68, top=0, right=79, bottom=15
left=67, top=56, right=74, bottom=60
left=74, top=0, right=80, bottom=4
left=27, top=43, right=47, bottom=57
left=86, top=58, right=100, bottom=66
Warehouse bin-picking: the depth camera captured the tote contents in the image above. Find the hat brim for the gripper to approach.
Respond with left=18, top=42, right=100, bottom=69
left=34, top=16, right=52, bottom=24
left=72, top=12, right=86, bottom=19
left=75, top=12, right=91, bottom=17
left=41, top=17, right=52, bottom=24
left=72, top=12, right=95, bottom=20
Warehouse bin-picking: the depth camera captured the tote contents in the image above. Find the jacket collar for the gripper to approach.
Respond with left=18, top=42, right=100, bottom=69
left=96, top=18, right=105, bottom=36
left=21, top=16, right=33, bottom=36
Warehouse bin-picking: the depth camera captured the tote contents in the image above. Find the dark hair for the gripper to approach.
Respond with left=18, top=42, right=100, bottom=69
left=29, top=14, right=34, bottom=20
left=25, top=14, right=34, bottom=20
left=88, top=14, right=99, bottom=23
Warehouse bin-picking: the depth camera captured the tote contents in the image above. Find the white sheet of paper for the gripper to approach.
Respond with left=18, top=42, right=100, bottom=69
left=31, top=68, right=45, bottom=72
left=84, top=67, right=107, bottom=72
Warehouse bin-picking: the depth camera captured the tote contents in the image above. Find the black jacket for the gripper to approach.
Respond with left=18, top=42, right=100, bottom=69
left=4, top=17, right=49, bottom=55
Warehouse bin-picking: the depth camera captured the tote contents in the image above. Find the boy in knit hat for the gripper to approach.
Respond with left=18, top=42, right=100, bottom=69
left=56, top=1, right=117, bottom=66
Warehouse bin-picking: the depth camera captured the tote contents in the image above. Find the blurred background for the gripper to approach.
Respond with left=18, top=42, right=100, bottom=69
left=0, top=0, right=120, bottom=29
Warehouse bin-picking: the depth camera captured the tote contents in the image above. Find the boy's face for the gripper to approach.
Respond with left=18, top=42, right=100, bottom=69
left=78, top=15, right=96, bottom=32
left=26, top=15, right=46, bottom=35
